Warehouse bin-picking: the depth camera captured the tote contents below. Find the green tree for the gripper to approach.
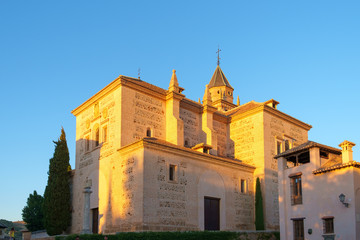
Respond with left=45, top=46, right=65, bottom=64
left=255, top=177, right=265, bottom=230
left=22, top=190, right=44, bottom=231
left=43, top=127, right=71, bottom=235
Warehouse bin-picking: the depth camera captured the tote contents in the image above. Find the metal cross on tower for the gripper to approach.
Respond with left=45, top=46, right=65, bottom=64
left=216, top=46, right=221, bottom=66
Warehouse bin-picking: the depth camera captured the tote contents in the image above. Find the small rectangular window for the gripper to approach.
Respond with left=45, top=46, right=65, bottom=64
left=240, top=179, right=246, bottom=193
left=323, top=217, right=334, bottom=234
left=169, top=164, right=176, bottom=181
left=146, top=128, right=152, bottom=137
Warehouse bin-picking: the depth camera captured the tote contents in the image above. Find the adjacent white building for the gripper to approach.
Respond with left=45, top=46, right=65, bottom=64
left=276, top=140, right=360, bottom=240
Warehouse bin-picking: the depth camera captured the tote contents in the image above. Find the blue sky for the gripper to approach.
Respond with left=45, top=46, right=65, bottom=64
left=1, top=1, right=359, bottom=221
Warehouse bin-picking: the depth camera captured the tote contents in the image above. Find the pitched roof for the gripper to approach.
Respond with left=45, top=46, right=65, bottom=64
left=225, top=100, right=262, bottom=116
left=119, top=137, right=255, bottom=171
left=313, top=161, right=360, bottom=175
left=274, top=141, right=342, bottom=159
left=208, top=65, right=233, bottom=89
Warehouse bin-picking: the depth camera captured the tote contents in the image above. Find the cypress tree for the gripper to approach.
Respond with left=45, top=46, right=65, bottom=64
left=43, top=127, right=71, bottom=235
left=255, top=177, right=265, bottom=230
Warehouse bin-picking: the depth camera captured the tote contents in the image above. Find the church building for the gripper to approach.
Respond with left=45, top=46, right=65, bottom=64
left=70, top=63, right=311, bottom=233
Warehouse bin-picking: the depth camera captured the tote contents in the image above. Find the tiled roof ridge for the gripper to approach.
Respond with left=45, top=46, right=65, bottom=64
left=225, top=100, right=262, bottom=116
left=125, top=137, right=256, bottom=169
left=120, top=75, right=167, bottom=94
left=313, top=161, right=360, bottom=175
left=275, top=140, right=342, bottom=159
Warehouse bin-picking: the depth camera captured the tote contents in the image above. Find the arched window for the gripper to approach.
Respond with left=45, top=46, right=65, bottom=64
left=146, top=128, right=152, bottom=137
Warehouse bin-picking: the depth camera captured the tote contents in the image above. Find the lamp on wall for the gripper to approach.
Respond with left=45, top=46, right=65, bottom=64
left=339, top=193, right=349, bottom=207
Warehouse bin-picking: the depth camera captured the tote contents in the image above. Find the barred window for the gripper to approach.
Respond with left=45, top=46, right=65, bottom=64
left=289, top=173, right=302, bottom=205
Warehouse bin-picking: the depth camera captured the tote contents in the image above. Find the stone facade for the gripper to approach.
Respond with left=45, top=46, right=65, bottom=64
left=70, top=66, right=311, bottom=233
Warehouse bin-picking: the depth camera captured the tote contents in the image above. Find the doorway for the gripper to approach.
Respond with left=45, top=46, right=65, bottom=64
left=92, top=208, right=99, bottom=234
left=204, top=197, right=220, bottom=230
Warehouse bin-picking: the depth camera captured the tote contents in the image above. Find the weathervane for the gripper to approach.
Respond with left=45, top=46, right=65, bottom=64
left=138, top=68, right=141, bottom=79
left=216, top=46, right=221, bottom=66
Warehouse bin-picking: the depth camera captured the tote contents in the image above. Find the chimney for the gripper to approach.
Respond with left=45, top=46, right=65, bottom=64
left=339, top=140, right=356, bottom=163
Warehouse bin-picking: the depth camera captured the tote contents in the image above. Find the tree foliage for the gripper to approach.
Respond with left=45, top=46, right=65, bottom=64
left=43, top=127, right=71, bottom=235
left=255, top=177, right=265, bottom=230
left=22, top=190, right=44, bottom=231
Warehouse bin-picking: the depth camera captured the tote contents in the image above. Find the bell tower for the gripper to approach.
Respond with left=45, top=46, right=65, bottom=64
left=207, top=65, right=236, bottom=111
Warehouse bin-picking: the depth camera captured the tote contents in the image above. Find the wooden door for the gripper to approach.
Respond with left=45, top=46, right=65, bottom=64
left=92, top=208, right=99, bottom=234
left=204, top=197, right=220, bottom=230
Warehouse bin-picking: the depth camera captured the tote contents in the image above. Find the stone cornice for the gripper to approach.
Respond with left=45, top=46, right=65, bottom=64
left=213, top=112, right=229, bottom=124
left=165, top=91, right=185, bottom=101
left=118, top=138, right=255, bottom=173
left=230, top=104, right=312, bottom=131
left=180, top=98, right=203, bottom=114
left=117, top=139, right=146, bottom=156
left=71, top=78, right=121, bottom=116
left=202, top=105, right=217, bottom=114
left=212, top=98, right=237, bottom=109
left=120, top=76, right=166, bottom=101
left=263, top=105, right=312, bottom=130
left=72, top=75, right=169, bottom=116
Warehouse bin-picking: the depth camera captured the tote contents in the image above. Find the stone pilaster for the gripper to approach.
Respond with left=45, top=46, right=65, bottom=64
left=165, top=70, right=185, bottom=146
left=202, top=85, right=217, bottom=154
left=81, top=186, right=92, bottom=234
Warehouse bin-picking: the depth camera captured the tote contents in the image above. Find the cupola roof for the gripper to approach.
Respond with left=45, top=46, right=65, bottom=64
left=208, top=65, right=233, bottom=89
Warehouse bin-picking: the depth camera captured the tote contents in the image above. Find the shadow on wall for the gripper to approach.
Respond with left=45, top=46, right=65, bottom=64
left=73, top=136, right=147, bottom=234
left=72, top=138, right=102, bottom=234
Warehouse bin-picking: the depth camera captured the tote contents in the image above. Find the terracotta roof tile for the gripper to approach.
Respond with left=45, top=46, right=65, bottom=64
left=275, top=141, right=341, bottom=159
left=121, top=75, right=167, bottom=95
left=225, top=101, right=262, bottom=116
left=313, top=161, right=360, bottom=175
left=123, top=137, right=255, bottom=169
